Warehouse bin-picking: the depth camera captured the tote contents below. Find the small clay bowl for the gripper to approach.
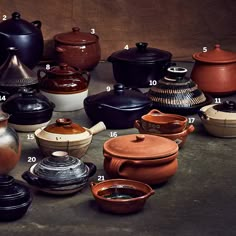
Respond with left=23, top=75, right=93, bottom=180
left=135, top=120, right=194, bottom=148
left=90, top=179, right=154, bottom=214
left=140, top=109, right=188, bottom=134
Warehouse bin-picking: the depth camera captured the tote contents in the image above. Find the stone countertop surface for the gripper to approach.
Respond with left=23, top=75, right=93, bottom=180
left=0, top=62, right=236, bottom=236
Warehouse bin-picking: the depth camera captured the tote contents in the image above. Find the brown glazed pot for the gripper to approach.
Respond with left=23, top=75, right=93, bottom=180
left=139, top=109, right=188, bottom=134
left=54, top=27, right=101, bottom=70
left=191, top=44, right=236, bottom=96
left=103, top=134, right=178, bottom=185
left=90, top=179, right=155, bottom=214
left=134, top=120, right=194, bottom=148
left=0, top=112, right=21, bottom=174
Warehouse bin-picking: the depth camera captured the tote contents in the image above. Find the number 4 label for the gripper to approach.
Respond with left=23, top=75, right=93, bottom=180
left=124, top=45, right=129, bottom=50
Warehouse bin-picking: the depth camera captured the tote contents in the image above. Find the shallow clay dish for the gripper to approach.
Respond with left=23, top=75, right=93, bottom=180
left=90, top=179, right=154, bottom=214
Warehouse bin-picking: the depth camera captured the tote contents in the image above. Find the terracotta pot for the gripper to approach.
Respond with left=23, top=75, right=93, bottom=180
left=107, top=42, right=173, bottom=88
left=103, top=134, right=178, bottom=185
left=37, top=63, right=90, bottom=111
left=139, top=109, right=188, bottom=134
left=134, top=120, right=194, bottom=148
left=199, top=101, right=236, bottom=137
left=35, top=119, right=106, bottom=158
left=0, top=112, right=21, bottom=174
left=0, top=175, right=32, bottom=221
left=0, top=12, right=44, bottom=69
left=54, top=27, right=101, bottom=70
left=191, top=44, right=236, bottom=96
left=90, top=179, right=154, bottom=214
left=148, top=66, right=212, bottom=115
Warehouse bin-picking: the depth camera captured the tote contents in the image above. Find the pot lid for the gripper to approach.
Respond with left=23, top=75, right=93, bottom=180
left=85, top=83, right=152, bottom=109
left=0, top=47, right=38, bottom=86
left=1, top=87, right=54, bottom=114
left=192, top=44, right=236, bottom=63
left=0, top=12, right=40, bottom=35
left=44, top=118, right=86, bottom=134
left=104, top=134, right=178, bottom=160
left=54, top=27, right=98, bottom=45
left=108, top=42, right=172, bottom=64
left=32, top=151, right=88, bottom=182
left=0, top=175, right=31, bottom=208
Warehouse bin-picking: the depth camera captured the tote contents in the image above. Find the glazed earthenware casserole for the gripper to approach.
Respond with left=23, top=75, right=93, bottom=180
left=1, top=87, right=54, bottom=132
left=191, top=44, right=236, bottom=96
left=148, top=66, right=212, bottom=114
left=107, top=42, right=173, bottom=88
left=35, top=118, right=106, bottom=158
left=54, top=27, right=101, bottom=70
left=90, top=179, right=155, bottom=214
left=0, top=112, right=21, bottom=174
left=22, top=151, right=96, bottom=195
left=0, top=175, right=32, bottom=221
left=103, top=134, right=179, bottom=185
left=0, top=47, right=38, bottom=99
left=0, top=12, right=44, bottom=69
left=199, top=101, right=236, bottom=137
left=37, top=63, right=90, bottom=111
left=84, top=83, right=152, bottom=129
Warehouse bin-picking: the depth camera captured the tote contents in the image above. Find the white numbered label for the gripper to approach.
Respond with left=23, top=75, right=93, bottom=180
left=106, top=86, right=111, bottom=92
left=28, top=156, right=37, bottom=163
left=149, top=80, right=157, bottom=86
left=215, top=98, right=221, bottom=104
left=27, top=134, right=34, bottom=140
left=110, top=131, right=118, bottom=138
left=46, top=64, right=50, bottom=70
left=98, top=175, right=105, bottom=181
left=0, top=95, right=6, bottom=101
left=90, top=28, right=95, bottom=34
left=2, top=15, right=7, bottom=21
left=188, top=117, right=195, bottom=124
left=203, top=47, right=207, bottom=52
left=124, top=44, right=129, bottom=50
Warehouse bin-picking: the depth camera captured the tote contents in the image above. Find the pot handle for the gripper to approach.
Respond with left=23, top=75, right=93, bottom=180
left=90, top=182, right=97, bottom=188
left=186, top=124, right=195, bottom=134
left=146, top=109, right=164, bottom=116
left=134, top=120, right=141, bottom=130
left=56, top=46, right=66, bottom=53
left=37, top=69, right=48, bottom=81
left=32, top=20, right=42, bottom=29
left=84, top=162, right=97, bottom=177
left=88, top=121, right=106, bottom=135
left=77, top=70, right=91, bottom=85
left=198, top=110, right=209, bottom=120
left=22, top=171, right=43, bottom=187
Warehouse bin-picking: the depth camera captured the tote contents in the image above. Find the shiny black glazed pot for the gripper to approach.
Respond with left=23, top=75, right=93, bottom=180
left=0, top=175, right=32, bottom=221
left=84, top=83, right=152, bottom=129
left=0, top=12, right=44, bottom=69
left=107, top=42, right=172, bottom=88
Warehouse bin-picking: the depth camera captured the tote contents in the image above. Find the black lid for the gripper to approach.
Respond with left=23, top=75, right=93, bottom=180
left=1, top=87, right=54, bottom=114
left=0, top=175, right=31, bottom=208
left=108, top=42, right=172, bottom=64
left=85, top=84, right=152, bottom=109
left=214, top=101, right=236, bottom=113
left=0, top=12, right=41, bottom=35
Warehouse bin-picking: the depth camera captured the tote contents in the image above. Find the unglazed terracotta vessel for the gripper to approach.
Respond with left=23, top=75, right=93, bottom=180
left=38, top=63, right=90, bottom=111
left=54, top=27, right=101, bottom=70
left=103, top=134, right=179, bottom=185
left=35, top=119, right=106, bottom=158
left=0, top=112, right=21, bottom=174
left=191, top=44, right=236, bottom=96
left=139, top=109, right=188, bottom=134
left=90, top=179, right=155, bottom=214
left=199, top=101, right=236, bottom=137
left=134, top=120, right=194, bottom=148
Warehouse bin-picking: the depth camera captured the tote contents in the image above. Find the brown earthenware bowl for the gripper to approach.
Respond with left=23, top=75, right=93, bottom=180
left=90, top=179, right=155, bottom=214
left=140, top=109, right=188, bottom=134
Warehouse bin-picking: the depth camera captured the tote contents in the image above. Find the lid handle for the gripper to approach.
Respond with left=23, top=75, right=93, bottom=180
left=56, top=118, right=72, bottom=126
left=18, top=87, right=36, bottom=96
left=59, top=63, right=68, bottom=70
left=136, top=134, right=145, bottom=142
left=12, top=12, right=21, bottom=20
left=215, top=44, right=221, bottom=49
left=114, top=83, right=125, bottom=95
left=223, top=101, right=236, bottom=110
left=136, top=42, right=148, bottom=51
left=72, top=27, right=80, bottom=32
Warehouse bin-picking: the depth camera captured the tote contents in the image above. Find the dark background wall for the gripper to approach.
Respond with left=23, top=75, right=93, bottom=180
left=1, top=0, right=235, bottom=61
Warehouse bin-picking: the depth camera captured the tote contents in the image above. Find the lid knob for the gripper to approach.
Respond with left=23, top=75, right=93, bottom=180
left=166, top=66, right=188, bottom=81
left=72, top=27, right=80, bottom=32
left=215, top=44, right=221, bottom=49
left=136, top=134, right=145, bottom=141
left=12, top=12, right=21, bottom=20
left=59, top=63, right=68, bottom=70
left=56, top=118, right=72, bottom=126
left=114, top=83, right=125, bottom=95
left=223, top=100, right=236, bottom=110
left=136, top=42, right=148, bottom=51
left=18, top=87, right=35, bottom=96
left=51, top=151, right=69, bottom=161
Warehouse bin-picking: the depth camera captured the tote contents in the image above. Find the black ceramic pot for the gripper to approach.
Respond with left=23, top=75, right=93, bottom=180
left=0, top=12, right=44, bottom=69
left=1, top=87, right=54, bottom=132
left=107, top=42, right=173, bottom=88
left=84, top=83, right=152, bottom=129
left=0, top=175, right=32, bottom=221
